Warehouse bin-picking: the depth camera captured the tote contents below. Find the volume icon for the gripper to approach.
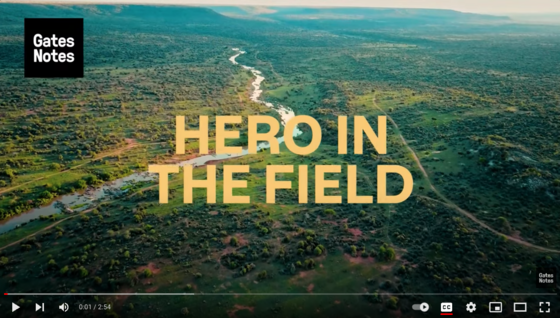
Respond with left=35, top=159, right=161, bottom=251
left=59, top=303, right=69, bottom=312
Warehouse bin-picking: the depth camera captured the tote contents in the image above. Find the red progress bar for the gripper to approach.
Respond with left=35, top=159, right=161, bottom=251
left=4, top=293, right=7, bottom=295
left=440, top=314, right=453, bottom=316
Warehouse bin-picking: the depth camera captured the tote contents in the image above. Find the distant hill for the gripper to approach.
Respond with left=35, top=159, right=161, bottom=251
left=0, top=3, right=531, bottom=35
left=509, top=13, right=560, bottom=25
left=0, top=4, right=232, bottom=25
left=211, top=6, right=511, bottom=26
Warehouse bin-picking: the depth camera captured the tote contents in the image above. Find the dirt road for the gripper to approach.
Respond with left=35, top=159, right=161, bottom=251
left=371, top=96, right=560, bottom=254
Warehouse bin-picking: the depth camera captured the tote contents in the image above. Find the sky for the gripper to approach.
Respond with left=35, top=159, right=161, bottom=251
left=6, top=0, right=560, bottom=14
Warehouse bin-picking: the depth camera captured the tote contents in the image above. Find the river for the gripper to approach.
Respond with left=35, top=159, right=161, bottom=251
left=0, top=48, right=301, bottom=235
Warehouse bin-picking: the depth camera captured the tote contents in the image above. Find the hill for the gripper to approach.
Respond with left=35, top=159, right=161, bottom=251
left=0, top=4, right=232, bottom=25
left=211, top=6, right=511, bottom=26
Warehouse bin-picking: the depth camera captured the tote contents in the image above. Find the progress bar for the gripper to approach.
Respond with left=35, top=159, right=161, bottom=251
left=4, top=293, right=557, bottom=296
left=5, top=293, right=195, bottom=296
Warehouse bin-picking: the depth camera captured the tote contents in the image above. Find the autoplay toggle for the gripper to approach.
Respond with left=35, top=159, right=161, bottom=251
left=412, top=302, right=430, bottom=312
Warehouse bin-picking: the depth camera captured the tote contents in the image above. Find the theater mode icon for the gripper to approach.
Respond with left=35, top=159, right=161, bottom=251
left=513, top=302, right=527, bottom=313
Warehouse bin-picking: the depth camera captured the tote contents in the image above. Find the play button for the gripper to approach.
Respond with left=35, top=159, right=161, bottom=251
left=12, top=302, right=20, bottom=312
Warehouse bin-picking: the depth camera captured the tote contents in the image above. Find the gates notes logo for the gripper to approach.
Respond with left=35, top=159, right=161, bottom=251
left=24, top=18, right=83, bottom=78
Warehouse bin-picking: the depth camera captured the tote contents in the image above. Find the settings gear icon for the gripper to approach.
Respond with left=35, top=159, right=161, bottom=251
left=466, top=302, right=476, bottom=313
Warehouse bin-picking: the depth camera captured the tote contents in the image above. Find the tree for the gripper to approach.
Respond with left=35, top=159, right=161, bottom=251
left=497, top=217, right=512, bottom=234
left=127, top=270, right=138, bottom=286
left=79, top=266, right=89, bottom=278
left=386, top=296, right=399, bottom=310
left=257, top=270, right=268, bottom=280
left=47, top=258, right=57, bottom=268
left=143, top=268, right=153, bottom=278
left=230, top=236, right=239, bottom=247
left=60, top=266, right=69, bottom=275
left=290, top=263, right=296, bottom=275
left=76, top=179, right=87, bottom=189
left=463, top=277, right=474, bottom=287
left=379, top=244, right=396, bottom=261
left=94, top=276, right=103, bottom=285
left=350, top=245, right=357, bottom=257
left=430, top=242, right=443, bottom=252
left=4, top=168, right=15, bottom=180
left=314, top=246, right=323, bottom=256
left=385, top=247, right=396, bottom=261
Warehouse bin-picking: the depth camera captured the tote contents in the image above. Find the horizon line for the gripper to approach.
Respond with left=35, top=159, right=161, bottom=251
left=2, top=1, right=560, bottom=16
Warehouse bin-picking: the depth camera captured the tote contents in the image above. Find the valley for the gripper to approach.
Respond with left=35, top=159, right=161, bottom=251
left=0, top=4, right=559, bottom=317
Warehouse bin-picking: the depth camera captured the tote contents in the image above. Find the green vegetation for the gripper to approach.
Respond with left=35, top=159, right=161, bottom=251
left=0, top=3, right=559, bottom=318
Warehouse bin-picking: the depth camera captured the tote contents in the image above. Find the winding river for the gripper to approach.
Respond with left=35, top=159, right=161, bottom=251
left=0, top=48, right=301, bottom=235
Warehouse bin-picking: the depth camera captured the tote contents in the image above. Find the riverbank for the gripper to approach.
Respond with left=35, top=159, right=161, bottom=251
left=0, top=47, right=300, bottom=236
